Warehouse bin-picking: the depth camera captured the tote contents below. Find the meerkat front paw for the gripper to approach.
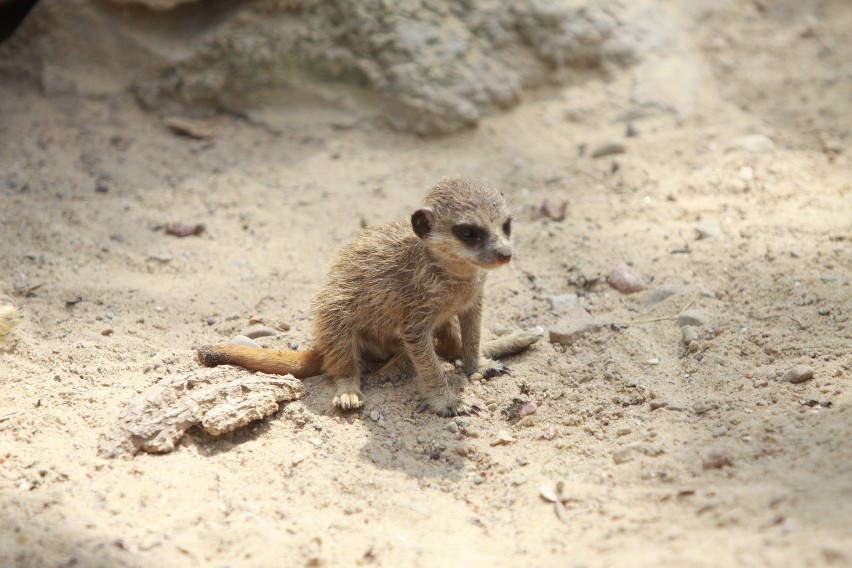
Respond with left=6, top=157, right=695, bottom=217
left=333, top=391, right=365, bottom=411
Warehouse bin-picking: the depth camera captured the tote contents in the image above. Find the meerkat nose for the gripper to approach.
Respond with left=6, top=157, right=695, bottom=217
left=496, top=251, right=512, bottom=264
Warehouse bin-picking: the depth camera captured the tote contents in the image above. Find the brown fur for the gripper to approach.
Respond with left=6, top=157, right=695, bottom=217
left=198, top=177, right=539, bottom=416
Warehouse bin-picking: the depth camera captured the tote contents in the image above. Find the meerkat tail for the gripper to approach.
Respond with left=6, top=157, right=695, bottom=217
left=197, top=345, right=324, bottom=378
left=481, top=330, right=541, bottom=360
left=0, top=304, right=21, bottom=342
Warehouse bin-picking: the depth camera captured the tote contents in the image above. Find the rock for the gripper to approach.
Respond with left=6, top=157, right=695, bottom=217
left=591, top=139, right=627, bottom=158
left=645, top=284, right=676, bottom=306
left=677, top=309, right=709, bottom=327
left=681, top=326, right=700, bottom=345
left=230, top=335, right=261, bottom=349
left=369, top=410, right=380, bottom=421
left=702, top=448, right=733, bottom=470
left=694, top=219, right=723, bottom=240
left=724, top=134, right=775, bottom=154
left=446, top=422, right=459, bottom=434
left=517, top=401, right=537, bottom=418
left=613, top=444, right=643, bottom=464
left=779, top=365, right=814, bottom=384
left=549, top=307, right=602, bottom=346
left=243, top=326, right=278, bottom=339
left=649, top=400, right=668, bottom=411
left=608, top=263, right=645, bottom=294
left=540, top=200, right=568, bottom=221
left=545, top=293, right=579, bottom=314
left=490, top=430, right=516, bottom=446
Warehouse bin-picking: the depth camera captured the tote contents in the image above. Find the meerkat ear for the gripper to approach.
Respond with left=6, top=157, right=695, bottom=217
left=411, top=208, right=435, bottom=239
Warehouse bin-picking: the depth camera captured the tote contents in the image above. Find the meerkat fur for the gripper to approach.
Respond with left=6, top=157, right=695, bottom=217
left=0, top=303, right=21, bottom=343
left=199, top=177, right=539, bottom=416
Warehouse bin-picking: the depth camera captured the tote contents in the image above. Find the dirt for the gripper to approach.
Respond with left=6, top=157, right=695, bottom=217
left=1, top=1, right=850, bottom=566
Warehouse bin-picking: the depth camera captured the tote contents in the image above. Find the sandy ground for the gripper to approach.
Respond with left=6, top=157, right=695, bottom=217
left=1, top=1, right=851, bottom=567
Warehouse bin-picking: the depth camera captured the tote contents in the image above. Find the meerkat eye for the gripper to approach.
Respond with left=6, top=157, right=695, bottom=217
left=452, top=224, right=484, bottom=244
left=502, top=219, right=512, bottom=236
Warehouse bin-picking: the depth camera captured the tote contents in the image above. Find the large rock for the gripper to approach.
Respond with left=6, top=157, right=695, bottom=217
left=1, top=0, right=674, bottom=135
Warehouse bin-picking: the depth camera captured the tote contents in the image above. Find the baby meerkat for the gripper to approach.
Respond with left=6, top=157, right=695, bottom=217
left=199, top=177, right=539, bottom=416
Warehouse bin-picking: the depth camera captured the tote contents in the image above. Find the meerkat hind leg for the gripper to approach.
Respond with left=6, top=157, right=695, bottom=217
left=481, top=330, right=541, bottom=360
left=474, top=331, right=542, bottom=378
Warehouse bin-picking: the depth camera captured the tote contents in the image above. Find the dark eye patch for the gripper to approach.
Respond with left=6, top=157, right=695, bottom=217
left=452, top=224, right=487, bottom=244
left=502, top=218, right=512, bottom=236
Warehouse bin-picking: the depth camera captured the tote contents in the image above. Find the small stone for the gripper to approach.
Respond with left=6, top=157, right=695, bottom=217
left=540, top=200, right=568, bottom=221
left=545, top=293, right=579, bottom=314
left=712, top=426, right=727, bottom=438
left=229, top=335, right=261, bottom=349
left=682, top=326, right=700, bottom=345
left=688, top=340, right=699, bottom=353
left=779, top=365, right=814, bottom=384
left=243, top=326, right=278, bottom=339
left=490, top=430, right=516, bottom=446
left=695, top=219, right=723, bottom=240
left=739, top=166, right=754, bottom=181
left=724, top=134, right=774, bottom=154
left=369, top=410, right=380, bottom=421
left=645, top=285, right=677, bottom=306
left=608, top=263, right=645, bottom=294
left=626, top=122, right=640, bottom=137
left=549, top=307, right=602, bottom=346
left=677, top=309, right=709, bottom=327
left=163, top=116, right=214, bottom=140
left=703, top=448, right=733, bottom=469
left=446, top=422, right=459, bottom=434
left=650, top=400, right=668, bottom=411
left=591, top=139, right=627, bottom=158
left=613, top=444, right=643, bottom=464
left=517, top=401, right=537, bottom=418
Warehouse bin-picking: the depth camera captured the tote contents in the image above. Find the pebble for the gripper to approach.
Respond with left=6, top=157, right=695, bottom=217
left=681, top=326, right=701, bottom=345
left=645, top=284, right=677, bottom=306
left=517, top=401, right=537, bottom=418
left=712, top=426, right=727, bottom=438
left=677, top=309, right=710, bottom=327
left=613, top=444, right=643, bottom=464
left=369, top=410, right=380, bottom=421
left=243, top=326, right=278, bottom=339
left=540, top=200, right=568, bottom=221
left=739, top=166, right=754, bottom=181
left=779, top=365, right=814, bottom=384
left=229, top=335, right=261, bottom=349
left=695, top=219, right=723, bottom=240
left=702, top=448, right=733, bottom=469
left=650, top=400, right=668, bottom=411
left=608, top=263, right=645, bottom=294
left=446, top=422, right=459, bottom=434
left=591, top=139, right=627, bottom=158
left=549, top=307, right=602, bottom=346
left=724, top=134, right=775, bottom=154
left=545, top=293, right=579, bottom=314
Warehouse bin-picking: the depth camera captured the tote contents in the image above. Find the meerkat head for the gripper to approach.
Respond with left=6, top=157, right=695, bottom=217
left=411, top=177, right=513, bottom=270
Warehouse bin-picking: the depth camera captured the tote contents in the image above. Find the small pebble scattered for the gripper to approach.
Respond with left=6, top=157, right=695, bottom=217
left=678, top=309, right=709, bottom=327
left=243, top=326, right=279, bottom=339
left=229, top=335, right=261, bottom=349
left=779, top=365, right=814, bottom=384
left=695, top=219, right=723, bottom=240
left=546, top=293, right=579, bottom=314
left=703, top=448, right=733, bottom=470
left=724, top=134, right=774, bottom=154
left=549, top=307, right=602, bottom=346
left=608, top=263, right=645, bottom=294
left=591, top=139, right=627, bottom=158
left=369, top=410, right=380, bottom=421
left=645, top=284, right=677, bottom=306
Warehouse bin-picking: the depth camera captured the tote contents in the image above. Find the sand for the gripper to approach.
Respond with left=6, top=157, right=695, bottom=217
left=1, top=1, right=850, bottom=566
